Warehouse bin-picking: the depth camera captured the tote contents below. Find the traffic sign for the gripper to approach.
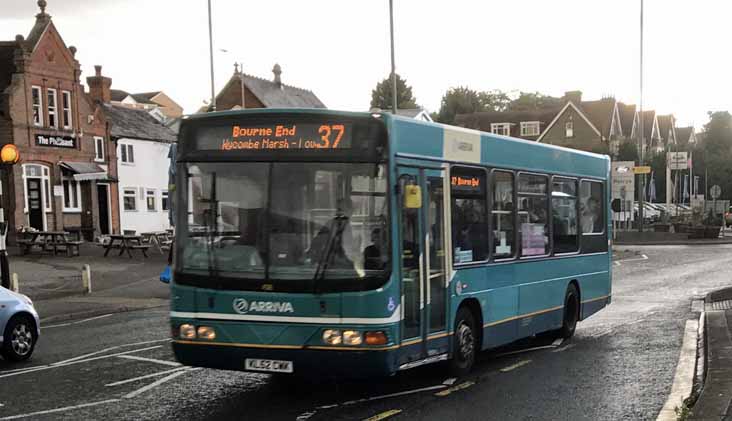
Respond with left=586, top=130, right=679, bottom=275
left=668, top=152, right=688, bottom=170
left=633, top=166, right=651, bottom=174
left=710, top=185, right=721, bottom=199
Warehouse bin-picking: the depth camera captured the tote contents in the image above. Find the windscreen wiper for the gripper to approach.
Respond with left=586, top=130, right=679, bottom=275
left=311, top=215, right=348, bottom=293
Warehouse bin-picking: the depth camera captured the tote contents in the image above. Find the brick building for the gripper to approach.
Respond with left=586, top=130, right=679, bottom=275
left=0, top=1, right=119, bottom=241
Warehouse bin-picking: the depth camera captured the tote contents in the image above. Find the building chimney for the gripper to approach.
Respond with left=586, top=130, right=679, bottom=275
left=563, top=90, right=582, bottom=104
left=86, top=64, right=112, bottom=104
left=272, top=63, right=282, bottom=88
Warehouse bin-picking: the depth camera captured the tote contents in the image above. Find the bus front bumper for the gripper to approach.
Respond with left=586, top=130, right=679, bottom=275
left=172, top=340, right=398, bottom=377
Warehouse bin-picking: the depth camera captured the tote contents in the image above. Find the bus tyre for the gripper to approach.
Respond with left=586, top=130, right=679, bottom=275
left=559, top=284, right=580, bottom=339
left=448, top=307, right=476, bottom=377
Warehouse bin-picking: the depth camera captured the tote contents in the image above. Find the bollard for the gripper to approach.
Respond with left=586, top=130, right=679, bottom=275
left=11, top=273, right=18, bottom=292
left=82, top=264, right=91, bottom=293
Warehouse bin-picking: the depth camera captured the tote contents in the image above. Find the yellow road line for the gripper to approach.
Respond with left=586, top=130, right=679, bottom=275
left=434, top=381, right=475, bottom=397
left=363, top=409, right=402, bottom=421
left=499, top=359, right=532, bottom=372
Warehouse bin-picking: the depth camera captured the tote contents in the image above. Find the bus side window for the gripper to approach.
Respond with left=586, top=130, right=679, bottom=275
left=580, top=181, right=604, bottom=234
left=552, top=177, right=578, bottom=254
left=491, top=170, right=515, bottom=258
left=450, top=166, right=488, bottom=264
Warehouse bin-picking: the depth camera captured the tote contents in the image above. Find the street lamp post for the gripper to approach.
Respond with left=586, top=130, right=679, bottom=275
left=389, top=0, right=397, bottom=114
left=0, top=144, right=20, bottom=289
left=207, top=0, right=216, bottom=111
left=637, top=0, right=645, bottom=232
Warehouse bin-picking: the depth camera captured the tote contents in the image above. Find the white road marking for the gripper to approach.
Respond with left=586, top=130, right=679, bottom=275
left=0, top=345, right=163, bottom=379
left=551, top=338, right=564, bottom=347
left=106, top=367, right=188, bottom=387
left=50, top=338, right=171, bottom=366
left=117, top=355, right=182, bottom=367
left=296, top=411, right=317, bottom=421
left=318, top=384, right=447, bottom=409
left=442, top=377, right=457, bottom=385
left=43, top=314, right=114, bottom=329
left=614, top=254, right=649, bottom=266
left=499, top=359, right=532, bottom=372
left=656, top=319, right=699, bottom=421
left=590, top=328, right=613, bottom=338
left=551, top=343, right=576, bottom=353
left=123, top=368, right=199, bottom=399
left=0, top=399, right=120, bottom=420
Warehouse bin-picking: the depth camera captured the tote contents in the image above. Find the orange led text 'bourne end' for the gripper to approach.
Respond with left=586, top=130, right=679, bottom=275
left=451, top=176, right=480, bottom=188
left=223, top=124, right=347, bottom=151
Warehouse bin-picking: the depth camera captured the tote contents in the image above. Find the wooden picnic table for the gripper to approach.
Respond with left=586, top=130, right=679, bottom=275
left=17, top=231, right=82, bottom=256
left=140, top=231, right=173, bottom=254
left=103, top=234, right=151, bottom=258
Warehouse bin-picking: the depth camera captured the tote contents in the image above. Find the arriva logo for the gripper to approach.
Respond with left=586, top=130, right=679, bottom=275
left=232, top=298, right=294, bottom=314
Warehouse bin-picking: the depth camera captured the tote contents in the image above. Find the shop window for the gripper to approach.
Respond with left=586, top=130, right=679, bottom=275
left=146, top=189, right=156, bottom=211
left=491, top=170, right=515, bottom=258
left=518, top=173, right=549, bottom=257
left=162, top=191, right=169, bottom=211
left=62, top=178, right=81, bottom=212
left=62, top=91, right=72, bottom=129
left=31, top=86, right=43, bottom=126
left=580, top=181, right=604, bottom=234
left=552, top=177, right=578, bottom=253
left=47, top=88, right=58, bottom=128
left=123, top=188, right=137, bottom=211
left=451, top=166, right=488, bottom=263
left=94, top=137, right=105, bottom=162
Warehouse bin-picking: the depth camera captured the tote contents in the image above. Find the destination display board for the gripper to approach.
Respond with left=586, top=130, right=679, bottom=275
left=203, top=123, right=353, bottom=152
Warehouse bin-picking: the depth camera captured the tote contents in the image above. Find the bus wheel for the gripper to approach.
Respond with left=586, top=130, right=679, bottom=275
left=448, top=307, right=476, bottom=376
left=559, top=284, right=580, bottom=339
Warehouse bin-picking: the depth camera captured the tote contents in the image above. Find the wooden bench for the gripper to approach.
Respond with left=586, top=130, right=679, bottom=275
left=129, top=244, right=151, bottom=258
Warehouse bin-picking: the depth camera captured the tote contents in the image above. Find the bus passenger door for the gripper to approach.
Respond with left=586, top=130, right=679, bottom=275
left=398, top=166, right=449, bottom=364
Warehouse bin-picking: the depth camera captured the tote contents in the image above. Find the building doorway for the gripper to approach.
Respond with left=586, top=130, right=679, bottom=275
left=97, top=184, right=111, bottom=235
left=26, top=179, right=44, bottom=230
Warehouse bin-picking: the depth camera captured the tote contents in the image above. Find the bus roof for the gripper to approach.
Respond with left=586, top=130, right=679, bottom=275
left=180, top=108, right=609, bottom=179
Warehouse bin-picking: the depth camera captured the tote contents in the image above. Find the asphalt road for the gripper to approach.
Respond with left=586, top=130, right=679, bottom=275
left=1, top=245, right=730, bottom=420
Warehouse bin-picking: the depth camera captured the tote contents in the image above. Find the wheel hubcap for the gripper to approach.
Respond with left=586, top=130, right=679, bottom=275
left=11, top=323, right=32, bottom=356
left=457, top=321, right=474, bottom=361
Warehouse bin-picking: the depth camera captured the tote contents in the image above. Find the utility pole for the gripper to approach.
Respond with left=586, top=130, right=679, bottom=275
left=207, top=0, right=216, bottom=111
left=239, top=62, right=245, bottom=109
left=389, top=0, right=397, bottom=115
left=637, top=0, right=645, bottom=232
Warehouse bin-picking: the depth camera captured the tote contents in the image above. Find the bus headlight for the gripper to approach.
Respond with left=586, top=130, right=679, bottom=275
left=322, top=329, right=342, bottom=345
left=342, top=330, right=363, bottom=345
left=197, top=326, right=216, bottom=340
left=179, top=324, right=196, bottom=340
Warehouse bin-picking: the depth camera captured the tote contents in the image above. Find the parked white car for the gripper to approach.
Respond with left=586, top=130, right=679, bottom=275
left=0, top=287, right=40, bottom=361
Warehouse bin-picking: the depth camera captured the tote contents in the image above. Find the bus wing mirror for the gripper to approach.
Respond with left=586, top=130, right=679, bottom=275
left=404, top=185, right=422, bottom=209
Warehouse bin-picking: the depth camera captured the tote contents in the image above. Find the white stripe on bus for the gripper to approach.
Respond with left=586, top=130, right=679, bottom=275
left=170, top=305, right=401, bottom=325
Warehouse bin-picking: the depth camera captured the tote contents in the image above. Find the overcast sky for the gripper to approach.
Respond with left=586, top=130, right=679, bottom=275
left=2, top=0, right=731, bottom=128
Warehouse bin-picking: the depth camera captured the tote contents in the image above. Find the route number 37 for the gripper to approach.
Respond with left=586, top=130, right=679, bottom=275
left=317, top=124, right=345, bottom=148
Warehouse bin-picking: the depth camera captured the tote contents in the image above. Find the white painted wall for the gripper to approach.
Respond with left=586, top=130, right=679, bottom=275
left=117, top=137, right=172, bottom=234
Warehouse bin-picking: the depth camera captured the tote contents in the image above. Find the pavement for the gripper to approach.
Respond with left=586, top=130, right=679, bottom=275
left=690, top=286, right=732, bottom=420
left=6, top=243, right=170, bottom=322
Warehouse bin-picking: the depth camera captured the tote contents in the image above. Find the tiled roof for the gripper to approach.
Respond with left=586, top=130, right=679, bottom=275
left=110, top=89, right=157, bottom=105
left=232, top=73, right=325, bottom=108
left=640, top=110, right=656, bottom=140
left=578, top=99, right=615, bottom=138
left=676, top=126, right=693, bottom=145
left=134, top=91, right=162, bottom=100
left=618, top=103, right=636, bottom=138
left=656, top=114, right=675, bottom=143
left=454, top=108, right=560, bottom=138
left=103, top=104, right=176, bottom=143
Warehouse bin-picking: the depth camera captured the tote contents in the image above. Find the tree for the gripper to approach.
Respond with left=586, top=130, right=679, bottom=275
left=508, top=91, right=563, bottom=111
left=435, top=87, right=510, bottom=125
left=701, top=111, right=732, bottom=199
left=370, top=73, right=418, bottom=111
left=616, top=141, right=639, bottom=163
